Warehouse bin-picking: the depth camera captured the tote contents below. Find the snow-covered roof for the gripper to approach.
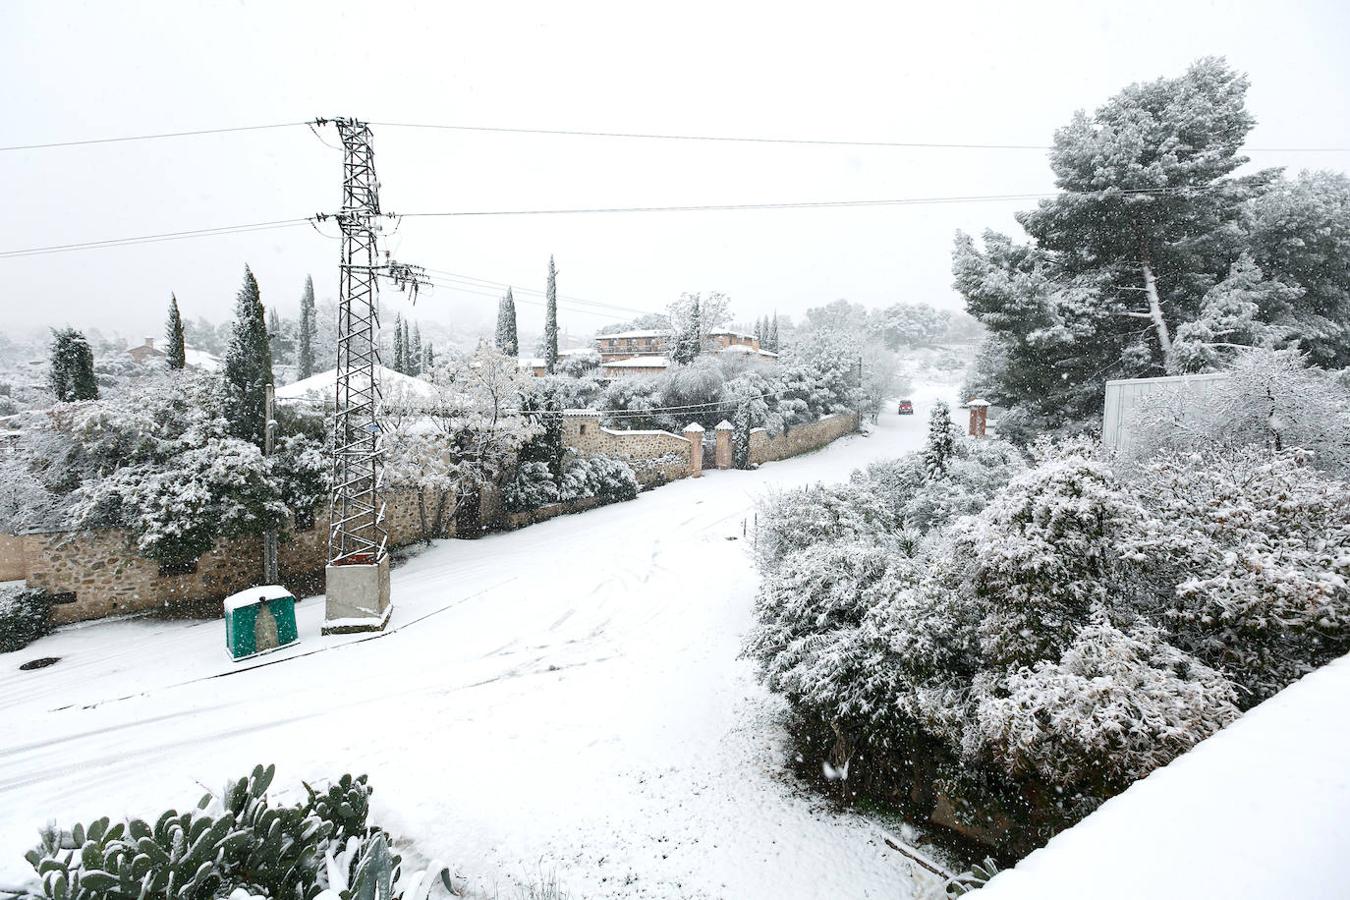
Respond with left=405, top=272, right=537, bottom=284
left=562, top=408, right=601, bottom=417
left=276, top=366, right=439, bottom=401
left=223, top=585, right=294, bottom=612
left=719, top=345, right=779, bottom=358
left=184, top=347, right=222, bottom=372
left=596, top=330, right=668, bottom=340
left=979, top=652, right=1350, bottom=900
left=683, top=422, right=705, bottom=432
left=707, top=329, right=756, bottom=339
left=715, top=420, right=734, bottom=430
left=600, top=356, right=670, bottom=369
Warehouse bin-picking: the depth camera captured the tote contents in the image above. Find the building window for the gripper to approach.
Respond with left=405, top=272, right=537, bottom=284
left=579, top=424, right=588, bottom=434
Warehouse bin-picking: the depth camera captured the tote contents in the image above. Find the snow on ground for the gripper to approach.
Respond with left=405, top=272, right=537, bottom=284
left=978, top=651, right=1350, bottom=900
left=0, top=380, right=964, bottom=898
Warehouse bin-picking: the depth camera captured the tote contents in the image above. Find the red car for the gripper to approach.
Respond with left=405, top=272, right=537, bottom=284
left=897, top=399, right=914, bottom=415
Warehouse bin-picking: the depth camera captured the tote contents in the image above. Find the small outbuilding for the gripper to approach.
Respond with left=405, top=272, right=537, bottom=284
left=224, top=585, right=299, bottom=661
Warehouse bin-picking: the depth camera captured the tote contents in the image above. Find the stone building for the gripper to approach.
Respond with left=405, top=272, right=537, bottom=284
left=595, top=330, right=669, bottom=362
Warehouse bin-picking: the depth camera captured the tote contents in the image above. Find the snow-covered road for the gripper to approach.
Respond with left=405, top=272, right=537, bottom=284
left=0, top=382, right=959, bottom=898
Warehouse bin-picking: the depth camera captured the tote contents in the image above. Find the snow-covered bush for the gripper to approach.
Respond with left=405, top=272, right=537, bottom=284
left=1133, top=446, right=1350, bottom=700
left=0, top=584, right=51, bottom=653
left=1127, top=348, right=1350, bottom=477
left=13, top=765, right=450, bottom=900
left=558, top=453, right=639, bottom=505
left=754, top=482, right=903, bottom=569
left=506, top=453, right=639, bottom=513
left=503, top=461, right=560, bottom=513
left=745, top=543, right=917, bottom=732
left=975, top=620, right=1240, bottom=789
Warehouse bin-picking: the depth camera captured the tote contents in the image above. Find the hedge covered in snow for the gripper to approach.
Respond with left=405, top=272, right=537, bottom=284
left=745, top=406, right=1350, bottom=859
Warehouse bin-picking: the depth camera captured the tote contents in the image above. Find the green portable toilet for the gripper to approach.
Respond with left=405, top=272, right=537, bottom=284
left=224, top=585, right=300, bottom=661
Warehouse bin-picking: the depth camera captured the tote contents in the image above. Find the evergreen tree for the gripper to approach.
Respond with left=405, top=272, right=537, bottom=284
left=768, top=313, right=779, bottom=352
left=496, top=288, right=520, bottom=356
left=392, top=314, right=406, bottom=373
left=165, top=294, right=186, bottom=370
left=49, top=328, right=98, bottom=401
left=922, top=401, right=959, bottom=478
left=732, top=401, right=753, bottom=469
left=423, top=342, right=435, bottom=371
left=544, top=257, right=559, bottom=374
left=409, top=324, right=423, bottom=376
left=297, top=275, right=317, bottom=379
left=670, top=293, right=703, bottom=364
left=223, top=266, right=273, bottom=446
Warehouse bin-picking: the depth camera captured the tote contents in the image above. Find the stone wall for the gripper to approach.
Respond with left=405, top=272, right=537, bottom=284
left=749, top=412, right=859, bottom=465
left=502, top=495, right=604, bottom=530
left=15, top=490, right=446, bottom=625
left=560, top=410, right=694, bottom=486
left=0, top=533, right=25, bottom=582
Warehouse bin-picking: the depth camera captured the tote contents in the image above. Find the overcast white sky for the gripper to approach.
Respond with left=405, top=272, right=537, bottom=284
left=3, top=0, right=1349, bottom=344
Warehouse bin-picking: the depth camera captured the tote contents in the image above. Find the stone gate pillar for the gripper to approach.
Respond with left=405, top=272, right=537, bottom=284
left=714, top=420, right=733, bottom=469
left=968, top=399, right=989, bottom=438
left=684, top=423, right=705, bottom=478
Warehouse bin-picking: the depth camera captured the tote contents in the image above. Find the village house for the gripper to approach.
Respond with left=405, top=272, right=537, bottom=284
left=595, top=329, right=669, bottom=362
left=598, top=355, right=670, bottom=377
left=125, top=336, right=166, bottom=365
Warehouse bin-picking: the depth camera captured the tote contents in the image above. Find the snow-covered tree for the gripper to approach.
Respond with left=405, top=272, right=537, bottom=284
left=669, top=292, right=703, bottom=365
left=922, top=401, right=958, bottom=478
left=49, top=328, right=98, bottom=402
left=544, top=256, right=559, bottom=374
left=409, top=324, right=423, bottom=377
left=385, top=347, right=539, bottom=540
left=165, top=294, right=186, bottom=370
left=495, top=288, right=519, bottom=357
left=1172, top=255, right=1300, bottom=371
left=392, top=314, right=406, bottom=374
left=223, top=266, right=273, bottom=446
left=297, top=275, right=317, bottom=380
left=731, top=401, right=752, bottom=469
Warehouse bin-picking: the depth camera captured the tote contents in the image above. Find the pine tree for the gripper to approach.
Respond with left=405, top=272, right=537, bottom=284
left=297, top=275, right=317, bottom=379
left=392, top=314, right=406, bottom=373
left=165, top=294, right=187, bottom=370
left=922, top=401, right=958, bottom=478
left=544, top=257, right=559, bottom=374
left=49, top=328, right=98, bottom=401
left=423, top=342, right=435, bottom=371
left=223, top=266, right=273, bottom=446
left=496, top=288, right=520, bottom=356
left=768, top=313, right=780, bottom=352
left=409, top=324, right=423, bottom=376
left=671, top=293, right=703, bottom=364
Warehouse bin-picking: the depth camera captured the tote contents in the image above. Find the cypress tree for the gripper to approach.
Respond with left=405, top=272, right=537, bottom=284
left=732, top=401, right=752, bottom=469
left=768, top=313, right=780, bottom=352
left=496, top=288, right=520, bottom=356
left=223, top=265, right=273, bottom=446
left=165, top=294, right=187, bottom=370
left=49, top=328, right=99, bottom=401
left=297, top=275, right=317, bottom=379
left=423, top=342, right=435, bottom=371
left=410, top=324, right=423, bottom=376
left=393, top=314, right=406, bottom=373
left=544, top=256, right=559, bottom=374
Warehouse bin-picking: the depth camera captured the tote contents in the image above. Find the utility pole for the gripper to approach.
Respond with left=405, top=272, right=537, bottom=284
left=263, top=382, right=278, bottom=584
left=312, top=117, right=427, bottom=635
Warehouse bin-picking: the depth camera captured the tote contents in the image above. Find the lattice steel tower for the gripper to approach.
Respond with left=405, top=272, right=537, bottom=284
left=329, top=118, right=386, bottom=569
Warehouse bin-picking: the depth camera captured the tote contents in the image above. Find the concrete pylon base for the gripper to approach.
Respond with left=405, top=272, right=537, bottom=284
left=322, top=555, right=391, bottom=635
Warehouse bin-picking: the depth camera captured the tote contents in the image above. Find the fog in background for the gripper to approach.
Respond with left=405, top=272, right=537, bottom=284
left=4, top=0, right=1348, bottom=344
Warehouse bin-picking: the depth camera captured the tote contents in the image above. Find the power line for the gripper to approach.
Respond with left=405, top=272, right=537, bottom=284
left=0, top=122, right=307, bottom=153
left=0, top=219, right=312, bottom=259
left=370, top=120, right=1350, bottom=154
left=3, top=119, right=1344, bottom=155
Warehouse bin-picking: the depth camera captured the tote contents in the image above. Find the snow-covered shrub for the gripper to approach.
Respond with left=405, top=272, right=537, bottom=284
left=271, top=433, right=330, bottom=530
left=14, top=766, right=450, bottom=900
left=975, top=620, right=1240, bottom=789
left=745, top=543, right=917, bottom=731
left=0, top=584, right=51, bottom=653
left=1126, top=348, right=1350, bottom=477
left=503, top=461, right=560, bottom=513
left=558, top=453, right=639, bottom=505
left=1133, top=446, right=1350, bottom=700
left=754, top=482, right=903, bottom=569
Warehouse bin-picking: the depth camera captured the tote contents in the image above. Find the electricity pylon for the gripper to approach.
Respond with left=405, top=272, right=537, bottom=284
left=312, top=116, right=427, bottom=633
